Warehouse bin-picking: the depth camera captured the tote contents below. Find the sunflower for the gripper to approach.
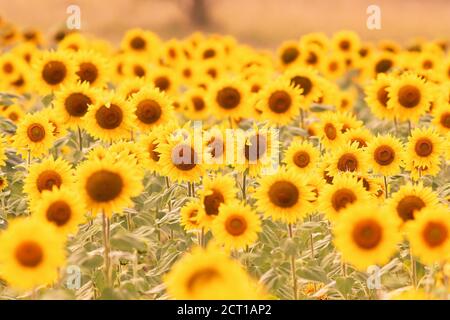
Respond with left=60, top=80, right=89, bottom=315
left=181, top=87, right=211, bottom=120
left=387, top=182, right=440, bottom=225
left=327, top=142, right=370, bottom=176
left=406, top=205, right=450, bottom=265
left=300, top=43, right=324, bottom=69
left=0, top=218, right=65, bottom=290
left=255, top=167, right=314, bottom=224
left=75, top=154, right=143, bottom=217
left=53, top=81, right=99, bottom=129
left=0, top=52, right=21, bottom=82
left=337, top=87, right=357, bottom=112
left=212, top=202, right=261, bottom=250
left=387, top=72, right=433, bottom=122
left=318, top=173, right=371, bottom=222
left=255, top=78, right=303, bottom=125
left=84, top=92, right=135, bottom=142
left=23, top=157, right=75, bottom=205
left=202, top=125, right=229, bottom=171
left=283, top=66, right=323, bottom=107
left=74, top=50, right=110, bottom=88
left=332, top=30, right=361, bottom=54
left=284, top=139, right=320, bottom=174
left=334, top=202, right=401, bottom=271
left=164, top=245, right=261, bottom=300
left=32, top=50, right=77, bottom=94
left=149, top=66, right=179, bottom=95
left=317, top=112, right=344, bottom=150
left=180, top=200, right=202, bottom=231
left=406, top=126, right=445, bottom=170
left=121, top=55, right=150, bottom=79
left=207, top=77, right=250, bottom=119
left=58, top=32, right=89, bottom=52
left=0, top=175, right=8, bottom=192
left=342, top=127, right=373, bottom=149
left=12, top=112, right=56, bottom=158
left=321, top=54, right=346, bottom=80
left=161, top=38, right=186, bottom=66
left=197, top=174, right=238, bottom=228
left=432, top=102, right=450, bottom=135
left=277, top=41, right=301, bottom=69
left=33, top=187, right=86, bottom=236
left=364, top=51, right=396, bottom=79
left=364, top=73, right=396, bottom=120
left=38, top=107, right=68, bottom=139
left=300, top=32, right=329, bottom=52
left=129, top=86, right=174, bottom=131
left=336, top=112, right=363, bottom=133
left=1, top=103, right=25, bottom=124
left=137, top=126, right=169, bottom=173
left=157, top=133, right=208, bottom=183
left=121, top=28, right=161, bottom=58
left=109, top=140, right=147, bottom=170
left=367, top=134, right=405, bottom=176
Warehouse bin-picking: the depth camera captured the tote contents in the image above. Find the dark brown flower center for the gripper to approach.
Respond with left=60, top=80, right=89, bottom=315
left=42, top=60, right=67, bottom=85
left=290, top=76, right=312, bottom=96
left=86, top=170, right=123, bottom=202
left=65, top=93, right=91, bottom=117
left=37, top=170, right=62, bottom=192
left=216, top=87, right=241, bottom=110
left=130, top=36, right=146, bottom=50
left=440, top=112, right=450, bottom=128
left=192, top=96, right=205, bottom=111
left=268, top=181, right=299, bottom=208
left=331, top=188, right=356, bottom=211
left=398, top=85, right=421, bottom=109
left=375, top=59, right=393, bottom=74
left=350, top=138, right=367, bottom=148
left=374, top=145, right=395, bottom=165
left=171, top=144, right=197, bottom=171
left=268, top=90, right=292, bottom=113
left=27, top=123, right=46, bottom=142
left=324, top=123, right=337, bottom=140
left=422, top=221, right=448, bottom=248
left=339, top=40, right=350, bottom=51
left=203, top=189, right=224, bottom=216
left=293, top=151, right=310, bottom=168
left=95, top=104, right=123, bottom=129
left=136, top=99, right=162, bottom=124
left=396, top=195, right=425, bottom=222
left=281, top=47, right=299, bottom=64
left=3, top=62, right=13, bottom=73
left=244, top=134, right=267, bottom=161
left=225, top=215, right=247, bottom=236
left=337, top=153, right=358, bottom=172
left=76, top=62, right=98, bottom=84
left=154, top=76, right=170, bottom=92
left=46, top=200, right=72, bottom=226
left=148, top=142, right=160, bottom=162
left=203, top=48, right=216, bottom=59
left=15, top=241, right=43, bottom=268
left=187, top=268, right=220, bottom=292
left=377, top=85, right=389, bottom=107
left=414, top=138, right=433, bottom=157
left=352, top=219, right=383, bottom=249
left=133, top=65, right=146, bottom=77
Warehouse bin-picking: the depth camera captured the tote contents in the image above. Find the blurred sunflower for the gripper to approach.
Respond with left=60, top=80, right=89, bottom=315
left=342, top=127, right=373, bottom=149
left=277, top=41, right=301, bottom=69
left=406, top=126, right=444, bottom=170
left=367, top=134, right=405, bottom=176
left=283, top=67, right=323, bottom=108
left=74, top=50, right=110, bottom=88
left=181, top=87, right=211, bottom=120
left=328, top=142, right=370, bottom=176
left=284, top=139, right=320, bottom=175
left=180, top=200, right=202, bottom=231
left=364, top=73, right=395, bottom=120
left=208, top=78, right=250, bottom=120
left=317, top=112, right=344, bottom=150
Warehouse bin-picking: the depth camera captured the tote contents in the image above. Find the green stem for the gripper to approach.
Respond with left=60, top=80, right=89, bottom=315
left=288, top=223, right=298, bottom=300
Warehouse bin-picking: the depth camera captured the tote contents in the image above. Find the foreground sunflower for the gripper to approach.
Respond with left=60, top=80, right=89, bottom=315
left=367, top=134, right=405, bottom=176
left=284, top=139, right=320, bottom=174
left=23, top=157, right=75, bottom=205
left=387, top=182, right=440, bottom=225
left=84, top=92, right=135, bottom=142
left=255, top=168, right=315, bottom=223
left=327, top=142, right=370, bottom=176
left=164, top=245, right=261, bottom=300
left=406, top=126, right=444, bottom=170
left=12, top=112, right=56, bottom=158
left=318, top=173, right=371, bottom=222
left=212, top=202, right=261, bottom=250
left=33, top=187, right=86, bottom=236
left=406, top=205, right=450, bottom=265
left=334, top=202, right=401, bottom=270
left=74, top=50, right=110, bottom=88
left=0, top=218, right=65, bottom=290
left=75, top=154, right=143, bottom=217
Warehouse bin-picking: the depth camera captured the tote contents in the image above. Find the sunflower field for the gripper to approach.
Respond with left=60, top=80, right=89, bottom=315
left=0, top=16, right=449, bottom=301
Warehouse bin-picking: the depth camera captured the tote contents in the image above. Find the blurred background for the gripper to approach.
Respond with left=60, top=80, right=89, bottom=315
left=1, top=0, right=449, bottom=48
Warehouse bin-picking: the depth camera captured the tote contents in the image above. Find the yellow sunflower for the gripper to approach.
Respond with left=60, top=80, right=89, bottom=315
left=317, top=112, right=344, bottom=150
left=75, top=154, right=143, bottom=217
left=318, top=173, right=371, bottom=222
left=387, top=72, right=433, bottom=122
left=367, top=134, right=405, bottom=176
left=84, top=92, right=135, bottom=142
left=327, top=142, right=370, bottom=176
left=364, top=73, right=395, bottom=120
left=33, top=187, right=86, bottom=236
left=0, top=175, right=8, bottom=192
left=332, top=30, right=361, bottom=55
left=74, top=50, right=110, bottom=88
left=130, top=86, right=174, bottom=131
left=164, top=245, right=261, bottom=300
left=387, top=182, right=440, bottom=225
left=53, top=81, right=100, bottom=129
left=342, top=127, right=373, bottom=149
left=406, top=205, right=450, bottom=265
left=180, top=200, right=202, bottom=231
left=284, top=139, right=320, bottom=174
left=115, top=77, right=147, bottom=101
left=121, top=28, right=161, bottom=58
left=255, top=167, right=315, bottom=224
left=283, top=66, right=323, bottom=108
left=1, top=104, right=25, bottom=124
left=212, top=202, right=261, bottom=250
left=207, top=77, right=250, bottom=120
left=32, top=50, right=77, bottom=94
left=0, top=218, right=65, bottom=290
left=406, top=126, right=445, bottom=170
left=181, top=87, right=211, bottom=120
left=432, top=102, right=450, bottom=135
left=255, top=78, right=303, bottom=125
left=334, top=202, right=401, bottom=271
left=202, top=125, right=229, bottom=171
left=149, top=66, right=179, bottom=95
left=12, top=112, right=56, bottom=158
left=277, top=41, right=301, bottom=69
